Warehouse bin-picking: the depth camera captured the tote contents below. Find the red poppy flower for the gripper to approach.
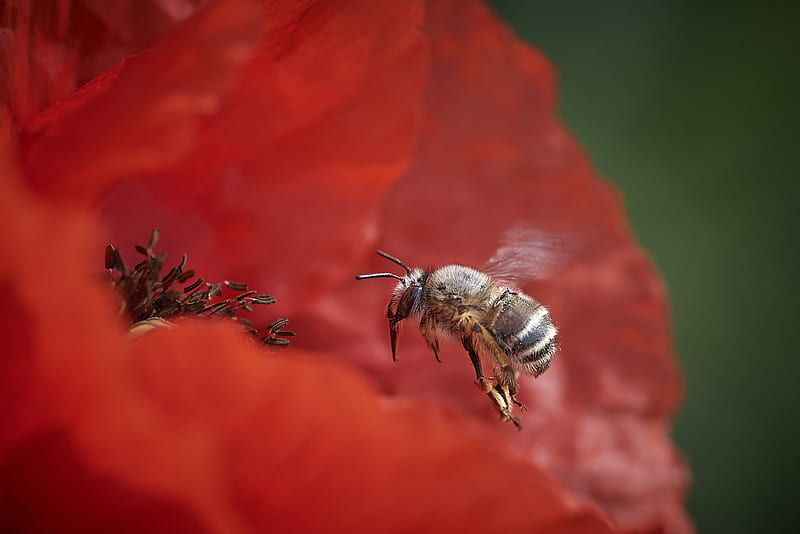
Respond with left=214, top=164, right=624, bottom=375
left=1, top=0, right=691, bottom=533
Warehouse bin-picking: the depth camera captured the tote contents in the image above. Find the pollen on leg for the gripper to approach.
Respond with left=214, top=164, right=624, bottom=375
left=476, top=377, right=494, bottom=393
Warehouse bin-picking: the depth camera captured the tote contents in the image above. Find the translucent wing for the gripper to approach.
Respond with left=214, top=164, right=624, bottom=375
left=483, top=224, right=595, bottom=286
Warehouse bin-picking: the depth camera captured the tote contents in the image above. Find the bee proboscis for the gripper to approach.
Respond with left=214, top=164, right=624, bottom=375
left=356, top=246, right=559, bottom=429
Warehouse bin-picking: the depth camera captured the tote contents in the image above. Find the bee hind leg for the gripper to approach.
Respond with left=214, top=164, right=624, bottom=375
left=498, top=366, right=526, bottom=412
left=460, top=336, right=490, bottom=389
left=461, top=336, right=522, bottom=429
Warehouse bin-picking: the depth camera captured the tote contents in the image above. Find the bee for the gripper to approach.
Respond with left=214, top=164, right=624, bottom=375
left=356, top=233, right=565, bottom=429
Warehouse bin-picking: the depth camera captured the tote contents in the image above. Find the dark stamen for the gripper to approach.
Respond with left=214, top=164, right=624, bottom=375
left=103, top=230, right=293, bottom=348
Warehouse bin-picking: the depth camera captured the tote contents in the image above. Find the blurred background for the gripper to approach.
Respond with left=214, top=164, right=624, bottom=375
left=488, top=1, right=798, bottom=533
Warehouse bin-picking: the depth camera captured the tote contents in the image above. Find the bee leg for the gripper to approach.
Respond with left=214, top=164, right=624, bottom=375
left=419, top=315, right=442, bottom=362
left=498, top=366, right=525, bottom=412
left=386, top=304, right=401, bottom=362
left=500, top=384, right=526, bottom=412
left=461, top=336, right=521, bottom=429
left=460, top=336, right=489, bottom=389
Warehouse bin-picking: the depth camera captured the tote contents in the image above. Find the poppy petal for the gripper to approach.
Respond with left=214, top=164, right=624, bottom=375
left=4, top=0, right=691, bottom=532
left=0, top=157, right=616, bottom=532
left=292, top=1, right=692, bottom=532
left=21, top=0, right=264, bottom=200
left=20, top=0, right=430, bottom=310
left=0, top=0, right=205, bottom=130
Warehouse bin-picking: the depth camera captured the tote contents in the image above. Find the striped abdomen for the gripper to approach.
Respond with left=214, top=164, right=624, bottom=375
left=491, top=291, right=558, bottom=377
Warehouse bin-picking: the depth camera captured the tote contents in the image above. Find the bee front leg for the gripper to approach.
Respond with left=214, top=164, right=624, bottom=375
left=386, top=304, right=401, bottom=362
left=419, top=314, right=442, bottom=362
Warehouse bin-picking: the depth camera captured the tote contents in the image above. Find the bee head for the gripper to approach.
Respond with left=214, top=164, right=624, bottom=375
left=356, top=250, right=428, bottom=360
left=356, top=250, right=425, bottom=318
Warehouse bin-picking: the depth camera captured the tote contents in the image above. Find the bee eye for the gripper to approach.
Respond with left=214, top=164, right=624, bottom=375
left=397, top=286, right=420, bottom=318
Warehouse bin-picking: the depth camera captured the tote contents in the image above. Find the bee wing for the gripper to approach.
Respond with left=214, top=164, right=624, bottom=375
left=483, top=225, right=594, bottom=286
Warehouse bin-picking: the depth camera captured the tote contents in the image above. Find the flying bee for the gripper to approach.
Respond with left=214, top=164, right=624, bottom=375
left=355, top=229, right=571, bottom=429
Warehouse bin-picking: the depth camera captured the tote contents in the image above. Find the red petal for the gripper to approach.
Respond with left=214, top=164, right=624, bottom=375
left=20, top=0, right=429, bottom=310
left=0, top=0, right=203, bottom=128
left=21, top=0, right=264, bottom=199
left=293, top=1, right=692, bottom=532
left=7, top=0, right=691, bottom=532
left=1, top=1, right=78, bottom=127
left=0, top=155, right=614, bottom=532
left=67, top=0, right=206, bottom=83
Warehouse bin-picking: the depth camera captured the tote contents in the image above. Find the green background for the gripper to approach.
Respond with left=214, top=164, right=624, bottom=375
left=488, top=1, right=798, bottom=533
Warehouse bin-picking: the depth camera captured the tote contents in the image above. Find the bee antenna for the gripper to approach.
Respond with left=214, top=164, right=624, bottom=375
left=375, top=250, right=412, bottom=276
left=355, top=272, right=405, bottom=281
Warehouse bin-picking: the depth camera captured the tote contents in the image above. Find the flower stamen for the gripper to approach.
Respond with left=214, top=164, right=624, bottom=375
left=103, top=228, right=294, bottom=346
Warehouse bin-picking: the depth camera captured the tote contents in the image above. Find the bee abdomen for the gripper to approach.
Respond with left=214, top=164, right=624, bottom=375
left=514, top=335, right=557, bottom=377
left=509, top=308, right=558, bottom=377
